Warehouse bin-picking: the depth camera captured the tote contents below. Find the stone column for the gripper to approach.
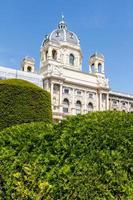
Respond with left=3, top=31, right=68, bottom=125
left=106, top=93, right=109, bottom=110
left=45, top=79, right=50, bottom=92
left=127, top=101, right=130, bottom=112
left=95, top=61, right=98, bottom=73
left=59, top=84, right=63, bottom=113
left=96, top=92, right=99, bottom=111
left=99, top=92, right=102, bottom=111
left=71, top=88, right=75, bottom=115
left=84, top=90, right=87, bottom=113
left=48, top=46, right=52, bottom=59
left=102, top=63, right=105, bottom=73
left=50, top=82, right=53, bottom=110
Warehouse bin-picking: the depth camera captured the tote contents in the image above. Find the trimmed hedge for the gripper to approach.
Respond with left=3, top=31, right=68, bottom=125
left=0, top=79, right=52, bottom=130
left=54, top=111, right=133, bottom=199
left=0, top=122, right=55, bottom=199
left=0, top=112, right=133, bottom=199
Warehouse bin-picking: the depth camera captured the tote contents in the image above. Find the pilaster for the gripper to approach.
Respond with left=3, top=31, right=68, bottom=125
left=106, top=93, right=109, bottom=110
left=71, top=88, right=75, bottom=115
left=59, top=84, right=63, bottom=113
left=99, top=92, right=102, bottom=111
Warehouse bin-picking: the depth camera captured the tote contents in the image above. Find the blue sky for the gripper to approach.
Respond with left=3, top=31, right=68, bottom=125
left=0, top=0, right=133, bottom=93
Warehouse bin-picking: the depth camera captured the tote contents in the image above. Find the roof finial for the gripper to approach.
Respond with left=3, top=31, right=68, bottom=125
left=61, top=12, right=64, bottom=21
left=58, top=13, right=67, bottom=30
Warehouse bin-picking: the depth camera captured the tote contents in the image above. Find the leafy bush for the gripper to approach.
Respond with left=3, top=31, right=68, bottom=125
left=0, top=112, right=133, bottom=199
left=53, top=111, right=133, bottom=199
left=0, top=79, right=52, bottom=130
left=0, top=122, right=55, bottom=199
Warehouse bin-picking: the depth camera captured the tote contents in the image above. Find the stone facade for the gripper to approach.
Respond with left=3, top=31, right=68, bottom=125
left=0, top=17, right=133, bottom=121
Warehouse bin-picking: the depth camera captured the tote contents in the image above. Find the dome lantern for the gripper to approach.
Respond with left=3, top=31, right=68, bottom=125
left=41, top=16, right=80, bottom=47
left=58, top=14, right=67, bottom=30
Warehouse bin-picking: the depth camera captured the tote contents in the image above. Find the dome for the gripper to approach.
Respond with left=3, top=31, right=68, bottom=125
left=42, top=17, right=80, bottom=47
left=22, top=56, right=35, bottom=62
left=90, top=52, right=104, bottom=60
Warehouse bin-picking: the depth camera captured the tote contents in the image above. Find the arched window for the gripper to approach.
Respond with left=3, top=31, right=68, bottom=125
left=88, top=102, right=93, bottom=112
left=69, top=54, right=74, bottom=65
left=63, top=98, right=69, bottom=113
left=27, top=66, right=32, bottom=72
left=52, top=49, right=57, bottom=60
left=76, top=100, right=82, bottom=114
left=91, top=64, right=95, bottom=73
left=98, top=63, right=102, bottom=73
left=46, top=50, right=48, bottom=60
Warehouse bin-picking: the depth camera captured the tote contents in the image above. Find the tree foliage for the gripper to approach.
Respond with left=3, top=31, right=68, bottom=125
left=0, top=79, right=52, bottom=130
left=0, top=112, right=133, bottom=199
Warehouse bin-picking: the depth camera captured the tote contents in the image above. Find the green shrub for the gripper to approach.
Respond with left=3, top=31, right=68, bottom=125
left=0, top=122, right=55, bottom=199
left=0, top=79, right=52, bottom=130
left=0, top=112, right=133, bottom=199
left=53, top=111, right=133, bottom=199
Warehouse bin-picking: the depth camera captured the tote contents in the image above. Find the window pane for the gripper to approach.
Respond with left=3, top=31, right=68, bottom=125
left=64, top=89, right=69, bottom=94
left=69, top=54, right=74, bottom=65
left=63, top=107, right=68, bottom=113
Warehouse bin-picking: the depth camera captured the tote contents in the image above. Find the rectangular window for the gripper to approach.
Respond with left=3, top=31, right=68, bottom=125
left=113, top=100, right=117, bottom=105
left=76, top=109, right=81, bottom=114
left=63, top=107, right=68, bottom=113
left=53, top=84, right=60, bottom=94
left=64, top=88, right=69, bottom=94
left=122, top=102, right=126, bottom=106
left=77, top=90, right=81, bottom=95
left=89, top=93, right=93, bottom=99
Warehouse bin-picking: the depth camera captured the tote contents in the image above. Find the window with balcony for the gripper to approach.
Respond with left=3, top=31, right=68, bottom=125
left=63, top=98, right=69, bottom=113
left=76, top=100, right=82, bottom=114
left=88, top=102, right=93, bottom=112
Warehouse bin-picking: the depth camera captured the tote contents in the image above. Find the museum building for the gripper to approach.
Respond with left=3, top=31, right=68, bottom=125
left=0, top=17, right=133, bottom=121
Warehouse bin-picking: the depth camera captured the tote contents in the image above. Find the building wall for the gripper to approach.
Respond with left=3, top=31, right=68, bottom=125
left=0, top=63, right=133, bottom=122
left=109, top=91, right=133, bottom=112
left=0, top=66, right=43, bottom=88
